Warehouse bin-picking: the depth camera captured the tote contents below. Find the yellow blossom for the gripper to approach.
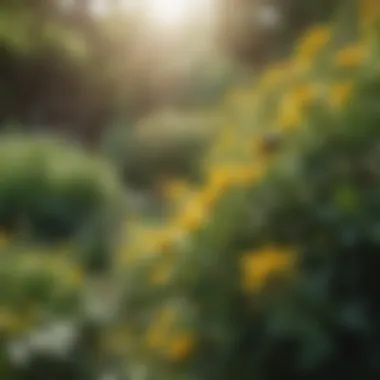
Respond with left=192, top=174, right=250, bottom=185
left=145, top=323, right=166, bottom=350
left=197, top=185, right=221, bottom=208
left=277, top=84, right=318, bottom=130
left=360, top=0, right=380, bottom=31
left=174, top=197, right=207, bottom=232
left=240, top=246, right=295, bottom=291
left=329, top=82, right=355, bottom=108
left=334, top=43, right=368, bottom=69
left=295, top=25, right=331, bottom=61
left=207, top=166, right=235, bottom=190
left=277, top=94, right=302, bottom=130
left=145, top=306, right=177, bottom=349
left=167, top=332, right=195, bottom=360
left=294, top=83, right=319, bottom=103
left=196, top=164, right=260, bottom=209
left=207, top=163, right=263, bottom=190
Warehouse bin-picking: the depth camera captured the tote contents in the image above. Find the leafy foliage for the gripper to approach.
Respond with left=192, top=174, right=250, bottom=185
left=115, top=2, right=380, bottom=380
left=2, top=1, right=380, bottom=380
left=0, top=134, right=124, bottom=272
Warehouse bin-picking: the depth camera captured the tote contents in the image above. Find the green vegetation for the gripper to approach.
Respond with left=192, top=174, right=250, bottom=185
left=0, top=0, right=379, bottom=379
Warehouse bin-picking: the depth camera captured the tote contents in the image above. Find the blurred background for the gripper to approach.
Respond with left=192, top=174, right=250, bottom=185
left=0, top=0, right=379, bottom=379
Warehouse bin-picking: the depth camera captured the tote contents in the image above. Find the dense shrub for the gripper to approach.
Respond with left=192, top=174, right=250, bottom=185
left=0, top=134, right=125, bottom=378
left=0, top=246, right=113, bottom=380
left=0, top=134, right=124, bottom=271
left=114, top=2, right=380, bottom=380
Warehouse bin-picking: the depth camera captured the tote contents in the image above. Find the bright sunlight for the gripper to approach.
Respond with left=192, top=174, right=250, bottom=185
left=144, top=0, right=213, bottom=29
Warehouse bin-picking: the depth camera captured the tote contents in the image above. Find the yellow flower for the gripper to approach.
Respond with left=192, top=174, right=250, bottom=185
left=145, top=323, right=166, bottom=350
left=145, top=306, right=177, bottom=349
left=329, top=82, right=354, bottom=108
left=334, top=43, right=368, bottom=69
left=277, top=84, right=318, bottom=130
left=197, top=185, right=221, bottom=209
left=295, top=25, right=331, bottom=61
left=240, top=246, right=295, bottom=292
left=277, top=94, right=302, bottom=130
left=174, top=197, right=207, bottom=232
left=167, top=332, right=195, bottom=360
left=208, top=166, right=235, bottom=189
left=360, top=0, right=380, bottom=31
left=294, top=83, right=319, bottom=103
left=196, top=164, right=259, bottom=210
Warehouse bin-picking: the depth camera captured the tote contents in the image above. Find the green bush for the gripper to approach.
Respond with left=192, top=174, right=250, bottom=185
left=0, top=247, right=109, bottom=380
left=0, top=129, right=127, bottom=378
left=103, top=110, right=218, bottom=191
left=0, top=134, right=124, bottom=271
left=116, top=3, right=380, bottom=380
left=235, top=65, right=380, bottom=380
left=0, top=133, right=125, bottom=378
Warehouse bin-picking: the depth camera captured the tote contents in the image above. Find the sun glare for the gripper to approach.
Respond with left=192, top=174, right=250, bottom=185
left=145, top=0, right=209, bottom=28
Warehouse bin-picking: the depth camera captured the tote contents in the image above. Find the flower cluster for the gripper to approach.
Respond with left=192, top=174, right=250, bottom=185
left=117, top=3, right=380, bottom=379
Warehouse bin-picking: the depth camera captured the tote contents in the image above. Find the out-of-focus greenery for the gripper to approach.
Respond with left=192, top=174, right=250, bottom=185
left=0, top=135, right=121, bottom=232
left=115, top=2, right=380, bottom=380
left=0, top=134, right=124, bottom=271
left=0, top=134, right=126, bottom=379
left=103, top=110, right=219, bottom=191
left=2, top=1, right=380, bottom=380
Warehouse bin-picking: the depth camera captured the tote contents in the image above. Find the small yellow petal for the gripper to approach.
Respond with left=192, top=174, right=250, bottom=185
left=241, top=246, right=295, bottom=292
left=360, top=0, right=380, bottom=31
left=174, top=198, right=207, bottom=232
left=167, top=332, right=195, bottom=360
left=295, top=25, right=331, bottom=61
left=334, top=43, right=368, bottom=69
